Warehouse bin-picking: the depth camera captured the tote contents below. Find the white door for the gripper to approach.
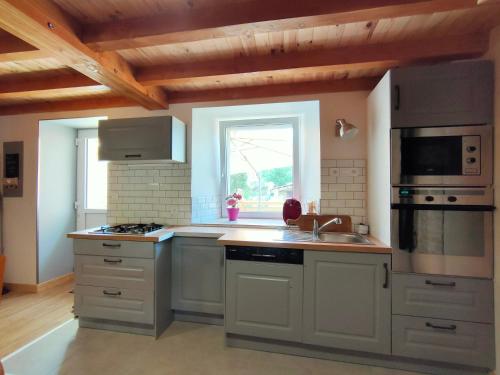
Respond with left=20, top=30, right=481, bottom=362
left=76, top=129, right=108, bottom=230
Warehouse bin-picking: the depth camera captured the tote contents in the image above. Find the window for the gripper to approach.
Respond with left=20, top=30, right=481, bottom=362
left=84, top=137, right=108, bottom=210
left=221, top=117, right=299, bottom=218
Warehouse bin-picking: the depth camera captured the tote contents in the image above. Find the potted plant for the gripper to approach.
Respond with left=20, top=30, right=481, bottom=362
left=226, top=193, right=242, bottom=221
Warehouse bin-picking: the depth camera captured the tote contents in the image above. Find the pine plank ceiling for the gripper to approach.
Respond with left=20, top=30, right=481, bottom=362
left=0, top=0, right=499, bottom=115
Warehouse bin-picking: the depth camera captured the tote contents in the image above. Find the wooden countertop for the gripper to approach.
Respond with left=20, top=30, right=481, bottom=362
left=67, top=226, right=390, bottom=254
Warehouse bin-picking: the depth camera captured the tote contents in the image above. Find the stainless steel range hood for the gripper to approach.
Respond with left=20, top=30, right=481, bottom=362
left=98, top=116, right=186, bottom=163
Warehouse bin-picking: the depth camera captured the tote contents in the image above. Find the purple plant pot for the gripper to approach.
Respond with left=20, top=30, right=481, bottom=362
left=227, top=207, right=240, bottom=221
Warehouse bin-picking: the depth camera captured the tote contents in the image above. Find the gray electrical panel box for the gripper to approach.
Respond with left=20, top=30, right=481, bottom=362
left=3, top=141, right=23, bottom=197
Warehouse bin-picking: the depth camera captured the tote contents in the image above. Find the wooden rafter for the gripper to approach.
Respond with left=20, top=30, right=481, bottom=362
left=136, top=33, right=489, bottom=86
left=83, top=0, right=478, bottom=51
left=0, top=32, right=49, bottom=62
left=0, top=0, right=168, bottom=110
left=168, top=77, right=380, bottom=104
left=0, top=96, right=137, bottom=116
left=0, top=69, right=97, bottom=93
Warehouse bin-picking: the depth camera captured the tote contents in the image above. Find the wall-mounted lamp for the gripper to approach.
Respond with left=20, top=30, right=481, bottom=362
left=335, top=119, right=358, bottom=140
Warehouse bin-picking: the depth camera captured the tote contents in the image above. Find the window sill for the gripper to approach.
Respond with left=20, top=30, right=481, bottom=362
left=192, top=217, right=286, bottom=229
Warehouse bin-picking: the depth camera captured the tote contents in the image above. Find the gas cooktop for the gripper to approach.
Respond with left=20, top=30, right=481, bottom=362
left=91, top=223, right=164, bottom=235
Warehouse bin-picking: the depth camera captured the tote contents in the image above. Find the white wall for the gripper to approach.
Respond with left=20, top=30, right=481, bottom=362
left=0, top=90, right=368, bottom=284
left=38, top=124, right=76, bottom=283
left=484, top=25, right=500, bottom=374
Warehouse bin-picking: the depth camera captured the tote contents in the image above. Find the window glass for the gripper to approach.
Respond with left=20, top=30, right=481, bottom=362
left=226, top=124, right=295, bottom=214
left=85, top=138, right=108, bottom=209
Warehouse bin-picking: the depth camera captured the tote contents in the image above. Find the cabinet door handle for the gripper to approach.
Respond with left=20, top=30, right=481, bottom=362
left=394, top=85, right=400, bottom=111
left=425, top=280, right=456, bottom=287
left=383, top=263, right=389, bottom=289
left=124, top=154, right=142, bottom=158
left=102, top=290, right=122, bottom=296
left=103, top=258, right=122, bottom=264
left=102, top=243, right=121, bottom=248
left=251, top=254, right=277, bottom=258
left=426, top=322, right=457, bottom=331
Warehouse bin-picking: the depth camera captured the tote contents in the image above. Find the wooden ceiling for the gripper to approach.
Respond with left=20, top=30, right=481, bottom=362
left=0, top=0, right=499, bottom=115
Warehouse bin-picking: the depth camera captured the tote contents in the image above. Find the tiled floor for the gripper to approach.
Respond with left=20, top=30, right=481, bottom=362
left=3, top=319, right=422, bottom=375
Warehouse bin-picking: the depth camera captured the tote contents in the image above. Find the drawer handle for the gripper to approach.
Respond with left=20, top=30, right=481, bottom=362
left=425, top=280, right=456, bottom=287
left=251, top=254, right=276, bottom=258
left=103, top=290, right=122, bottom=296
left=102, top=243, right=121, bottom=248
left=426, top=322, right=457, bottom=331
left=125, top=154, right=142, bottom=158
left=383, top=263, right=389, bottom=289
left=103, top=258, right=122, bottom=264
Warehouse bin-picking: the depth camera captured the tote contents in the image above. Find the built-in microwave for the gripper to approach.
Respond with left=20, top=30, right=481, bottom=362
left=391, top=125, right=492, bottom=186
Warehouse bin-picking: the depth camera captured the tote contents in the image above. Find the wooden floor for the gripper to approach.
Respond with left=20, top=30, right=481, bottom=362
left=0, top=281, right=74, bottom=358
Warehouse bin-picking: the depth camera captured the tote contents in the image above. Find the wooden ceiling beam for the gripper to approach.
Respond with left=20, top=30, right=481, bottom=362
left=0, top=69, right=97, bottom=94
left=0, top=96, right=137, bottom=116
left=83, top=0, right=478, bottom=51
left=168, top=77, right=380, bottom=104
left=137, top=33, right=488, bottom=86
left=0, top=0, right=168, bottom=109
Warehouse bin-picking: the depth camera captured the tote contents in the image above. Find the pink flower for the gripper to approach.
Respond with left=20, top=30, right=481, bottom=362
left=233, top=193, right=242, bottom=200
left=227, top=198, right=238, bottom=207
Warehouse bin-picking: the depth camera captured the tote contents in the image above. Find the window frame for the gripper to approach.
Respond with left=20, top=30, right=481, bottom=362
left=219, top=116, right=300, bottom=219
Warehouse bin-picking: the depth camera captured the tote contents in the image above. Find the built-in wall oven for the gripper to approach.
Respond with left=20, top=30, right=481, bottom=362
left=391, top=187, right=494, bottom=279
left=391, top=125, right=492, bottom=186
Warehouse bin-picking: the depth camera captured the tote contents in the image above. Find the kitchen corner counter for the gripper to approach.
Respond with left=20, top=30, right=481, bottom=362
left=67, top=226, right=391, bottom=254
left=67, top=228, right=175, bottom=242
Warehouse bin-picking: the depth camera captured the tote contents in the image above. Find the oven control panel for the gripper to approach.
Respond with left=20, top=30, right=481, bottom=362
left=393, top=187, right=493, bottom=206
left=462, top=136, right=480, bottom=175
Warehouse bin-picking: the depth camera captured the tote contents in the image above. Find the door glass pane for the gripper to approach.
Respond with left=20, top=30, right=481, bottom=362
left=444, top=211, right=485, bottom=256
left=86, top=138, right=108, bottom=209
left=401, top=136, right=462, bottom=175
left=227, top=125, right=294, bottom=213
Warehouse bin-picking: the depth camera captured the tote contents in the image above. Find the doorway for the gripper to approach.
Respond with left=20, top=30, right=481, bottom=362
left=37, top=116, right=107, bottom=283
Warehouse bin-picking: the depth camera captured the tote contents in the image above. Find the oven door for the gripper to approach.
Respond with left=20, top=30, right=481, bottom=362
left=391, top=205, right=493, bottom=278
left=391, top=125, right=492, bottom=186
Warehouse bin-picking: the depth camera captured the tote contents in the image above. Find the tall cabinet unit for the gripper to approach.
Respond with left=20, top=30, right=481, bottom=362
left=367, top=60, right=495, bottom=371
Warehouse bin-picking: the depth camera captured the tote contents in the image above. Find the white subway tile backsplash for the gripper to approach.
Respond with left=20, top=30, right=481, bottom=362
left=107, top=162, right=192, bottom=226
left=320, top=159, right=367, bottom=224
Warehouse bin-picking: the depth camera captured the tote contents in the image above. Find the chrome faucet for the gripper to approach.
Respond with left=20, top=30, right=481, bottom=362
left=312, top=217, right=343, bottom=241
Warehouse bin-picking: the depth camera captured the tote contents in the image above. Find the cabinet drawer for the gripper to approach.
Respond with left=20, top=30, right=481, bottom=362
left=74, top=239, right=155, bottom=258
left=75, top=285, right=154, bottom=325
left=75, top=255, right=154, bottom=290
left=392, top=315, right=494, bottom=369
left=392, top=273, right=493, bottom=323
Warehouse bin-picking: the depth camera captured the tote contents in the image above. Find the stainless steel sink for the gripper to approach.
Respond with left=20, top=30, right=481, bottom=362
left=280, top=231, right=372, bottom=245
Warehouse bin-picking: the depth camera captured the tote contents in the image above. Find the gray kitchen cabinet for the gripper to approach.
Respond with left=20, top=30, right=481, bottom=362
left=392, top=315, right=495, bottom=369
left=171, top=237, right=224, bottom=315
left=74, top=239, right=173, bottom=337
left=303, top=251, right=391, bottom=354
left=225, top=260, right=303, bottom=343
left=98, top=116, right=186, bottom=162
left=392, top=273, right=494, bottom=324
left=390, top=60, right=493, bottom=128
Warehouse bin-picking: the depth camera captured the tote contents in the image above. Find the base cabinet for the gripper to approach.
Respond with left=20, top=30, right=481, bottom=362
left=225, top=260, right=303, bottom=342
left=171, top=237, right=224, bottom=315
left=303, top=251, right=391, bottom=354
